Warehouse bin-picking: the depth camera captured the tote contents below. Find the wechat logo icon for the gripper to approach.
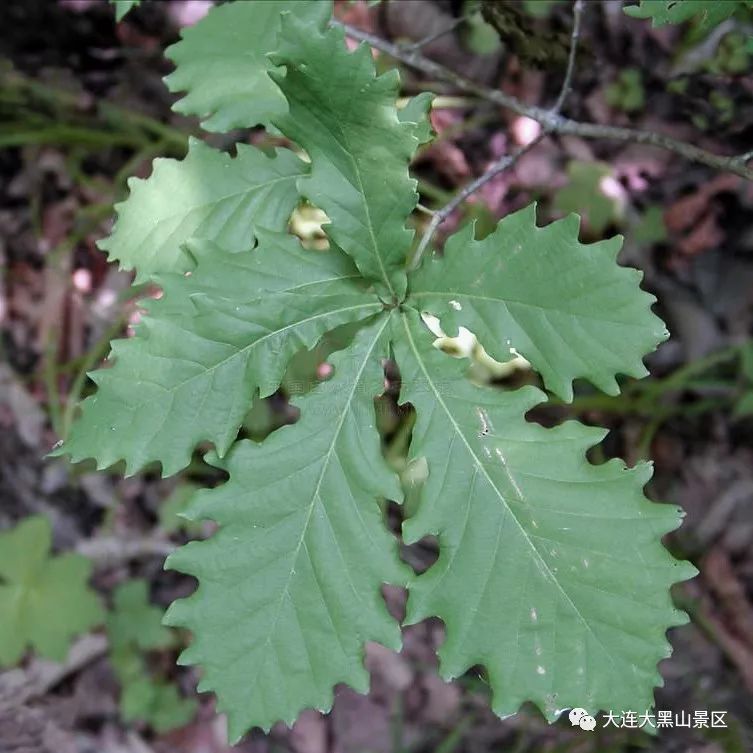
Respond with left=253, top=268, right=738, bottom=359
left=569, top=707, right=596, bottom=731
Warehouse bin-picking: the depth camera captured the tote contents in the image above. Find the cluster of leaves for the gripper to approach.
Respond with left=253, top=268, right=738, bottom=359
left=634, top=206, right=668, bottom=246
left=0, top=517, right=193, bottom=734
left=108, top=580, right=197, bottom=732
left=707, top=31, right=751, bottom=74
left=58, top=0, right=696, bottom=743
left=0, top=517, right=102, bottom=665
left=605, top=69, right=645, bottom=114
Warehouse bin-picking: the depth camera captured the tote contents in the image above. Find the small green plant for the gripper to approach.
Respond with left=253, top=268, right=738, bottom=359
left=633, top=205, right=668, bottom=246
left=710, top=90, right=735, bottom=124
left=54, top=0, right=696, bottom=743
left=108, top=580, right=197, bottom=732
left=522, top=0, right=562, bottom=19
left=0, top=516, right=102, bottom=664
left=461, top=1, right=502, bottom=55
left=0, top=517, right=193, bottom=733
left=553, top=161, right=624, bottom=235
left=708, top=31, right=751, bottom=73
left=605, top=68, right=645, bottom=113
left=158, top=482, right=203, bottom=535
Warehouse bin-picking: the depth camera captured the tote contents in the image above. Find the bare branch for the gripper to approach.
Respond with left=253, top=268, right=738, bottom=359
left=552, top=0, right=585, bottom=114
left=333, top=21, right=753, bottom=182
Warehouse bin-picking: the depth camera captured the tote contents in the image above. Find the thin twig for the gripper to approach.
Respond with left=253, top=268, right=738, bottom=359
left=402, top=16, right=466, bottom=52
left=76, top=536, right=176, bottom=565
left=408, top=135, right=545, bottom=270
left=552, top=0, right=584, bottom=114
left=332, top=21, right=753, bottom=181
left=415, top=203, right=436, bottom=216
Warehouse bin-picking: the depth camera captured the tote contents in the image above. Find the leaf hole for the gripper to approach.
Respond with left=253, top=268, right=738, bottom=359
left=401, top=534, right=439, bottom=575
left=288, top=200, right=330, bottom=250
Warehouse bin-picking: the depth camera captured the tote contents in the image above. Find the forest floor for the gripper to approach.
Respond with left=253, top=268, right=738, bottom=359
left=1, top=1, right=753, bottom=752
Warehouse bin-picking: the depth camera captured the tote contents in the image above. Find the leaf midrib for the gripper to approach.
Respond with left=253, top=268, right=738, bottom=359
left=409, top=291, right=651, bottom=329
left=184, top=271, right=363, bottom=302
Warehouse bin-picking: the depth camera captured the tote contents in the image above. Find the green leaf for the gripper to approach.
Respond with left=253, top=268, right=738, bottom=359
left=461, top=4, right=502, bottom=55
left=408, top=204, right=666, bottom=401
left=108, top=580, right=195, bottom=733
left=734, top=391, right=753, bottom=417
left=165, top=1, right=331, bottom=132
left=107, top=579, right=173, bottom=652
left=398, top=93, right=435, bottom=145
left=111, top=0, right=141, bottom=22
left=708, top=31, right=751, bottom=74
left=521, top=0, right=562, bottom=18
left=604, top=68, right=645, bottom=113
left=741, top=342, right=753, bottom=382
left=634, top=206, right=667, bottom=246
left=159, top=483, right=203, bottom=535
left=111, top=644, right=144, bottom=684
left=58, top=232, right=382, bottom=476
left=143, top=681, right=198, bottom=733
left=0, top=516, right=102, bottom=665
left=391, top=308, right=696, bottom=722
left=554, top=161, right=623, bottom=235
left=271, top=20, right=424, bottom=301
left=164, top=316, right=407, bottom=740
left=623, top=0, right=749, bottom=29
left=120, top=672, right=197, bottom=732
left=100, top=138, right=305, bottom=281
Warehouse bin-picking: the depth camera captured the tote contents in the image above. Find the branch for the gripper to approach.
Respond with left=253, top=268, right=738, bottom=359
left=333, top=21, right=753, bottom=182
left=552, top=0, right=584, bottom=114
